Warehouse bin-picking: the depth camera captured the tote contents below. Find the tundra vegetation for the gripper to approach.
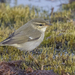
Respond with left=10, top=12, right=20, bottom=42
left=0, top=2, right=75, bottom=75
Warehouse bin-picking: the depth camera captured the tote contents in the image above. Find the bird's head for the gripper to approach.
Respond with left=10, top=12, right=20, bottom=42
left=31, top=18, right=52, bottom=32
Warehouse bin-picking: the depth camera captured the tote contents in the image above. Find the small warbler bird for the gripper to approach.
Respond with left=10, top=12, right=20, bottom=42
left=0, top=18, right=51, bottom=51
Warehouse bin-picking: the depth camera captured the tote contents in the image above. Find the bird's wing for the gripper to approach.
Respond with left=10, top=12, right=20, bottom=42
left=1, top=25, right=41, bottom=44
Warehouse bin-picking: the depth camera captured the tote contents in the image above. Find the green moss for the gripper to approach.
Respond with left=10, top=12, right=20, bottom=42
left=0, top=3, right=74, bottom=75
left=62, top=2, right=75, bottom=10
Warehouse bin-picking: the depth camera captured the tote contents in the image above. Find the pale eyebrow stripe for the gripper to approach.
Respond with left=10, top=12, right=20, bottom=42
left=33, top=22, right=42, bottom=24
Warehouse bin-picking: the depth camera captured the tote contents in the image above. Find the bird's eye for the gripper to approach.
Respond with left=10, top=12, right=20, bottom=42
left=39, top=24, right=43, bottom=26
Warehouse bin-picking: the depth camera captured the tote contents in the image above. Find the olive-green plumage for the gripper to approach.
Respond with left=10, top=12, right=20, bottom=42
left=0, top=18, right=51, bottom=51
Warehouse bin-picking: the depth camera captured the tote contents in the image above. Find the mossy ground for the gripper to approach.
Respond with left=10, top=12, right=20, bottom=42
left=0, top=3, right=75, bottom=75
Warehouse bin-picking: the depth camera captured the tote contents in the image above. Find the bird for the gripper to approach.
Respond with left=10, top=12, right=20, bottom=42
left=0, top=18, right=51, bottom=51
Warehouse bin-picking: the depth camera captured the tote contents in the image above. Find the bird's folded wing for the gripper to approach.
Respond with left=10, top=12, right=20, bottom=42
left=1, top=28, right=41, bottom=44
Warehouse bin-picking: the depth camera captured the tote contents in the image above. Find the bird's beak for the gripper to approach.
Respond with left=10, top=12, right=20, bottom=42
left=45, top=23, right=52, bottom=26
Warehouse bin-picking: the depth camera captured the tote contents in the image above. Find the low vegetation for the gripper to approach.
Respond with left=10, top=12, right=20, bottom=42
left=0, top=2, right=75, bottom=75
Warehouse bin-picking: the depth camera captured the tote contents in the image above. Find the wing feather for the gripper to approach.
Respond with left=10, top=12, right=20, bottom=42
left=1, top=25, right=41, bottom=44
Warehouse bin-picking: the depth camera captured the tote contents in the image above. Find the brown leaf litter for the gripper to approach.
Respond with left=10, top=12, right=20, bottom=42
left=0, top=60, right=60, bottom=75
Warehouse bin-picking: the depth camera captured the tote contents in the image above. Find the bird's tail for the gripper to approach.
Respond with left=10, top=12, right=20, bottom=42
left=0, top=41, right=8, bottom=46
left=0, top=42, right=4, bottom=46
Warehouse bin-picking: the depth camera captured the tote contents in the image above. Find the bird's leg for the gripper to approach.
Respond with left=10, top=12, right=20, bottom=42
left=28, top=51, right=39, bottom=67
left=28, top=51, right=38, bottom=63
